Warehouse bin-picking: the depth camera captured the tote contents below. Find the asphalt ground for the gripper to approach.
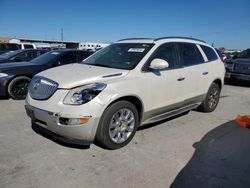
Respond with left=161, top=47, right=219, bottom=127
left=0, top=81, right=250, bottom=188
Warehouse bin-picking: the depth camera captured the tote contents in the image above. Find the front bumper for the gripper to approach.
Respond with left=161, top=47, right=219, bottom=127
left=25, top=102, right=100, bottom=145
left=0, top=77, right=9, bottom=96
left=225, top=72, right=250, bottom=81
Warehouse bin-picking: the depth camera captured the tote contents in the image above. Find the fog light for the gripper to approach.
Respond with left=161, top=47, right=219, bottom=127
left=59, top=117, right=89, bottom=125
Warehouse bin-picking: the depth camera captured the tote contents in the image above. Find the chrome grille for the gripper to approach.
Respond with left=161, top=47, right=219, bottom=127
left=29, top=76, right=58, bottom=100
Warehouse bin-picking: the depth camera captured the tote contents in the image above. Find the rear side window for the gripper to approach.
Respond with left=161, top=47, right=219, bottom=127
left=24, top=44, right=34, bottom=49
left=200, top=45, right=218, bottom=61
left=57, top=52, right=77, bottom=64
left=78, top=51, right=93, bottom=62
left=178, top=43, right=204, bottom=66
left=8, top=44, right=20, bottom=50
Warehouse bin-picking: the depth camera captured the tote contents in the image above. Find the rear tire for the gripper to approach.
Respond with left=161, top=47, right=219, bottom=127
left=95, top=101, right=139, bottom=150
left=197, top=83, right=221, bottom=113
left=8, top=76, right=31, bottom=100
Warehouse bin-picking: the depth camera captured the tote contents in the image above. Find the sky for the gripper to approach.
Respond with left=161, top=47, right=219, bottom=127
left=0, top=0, right=250, bottom=49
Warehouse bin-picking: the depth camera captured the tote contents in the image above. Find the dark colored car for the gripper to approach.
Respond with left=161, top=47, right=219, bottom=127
left=0, top=49, right=48, bottom=63
left=0, top=43, right=21, bottom=55
left=0, top=49, right=93, bottom=99
left=224, top=49, right=250, bottom=82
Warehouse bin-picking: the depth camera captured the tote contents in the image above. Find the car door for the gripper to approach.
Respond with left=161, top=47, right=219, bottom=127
left=176, top=42, right=207, bottom=104
left=142, top=43, right=186, bottom=119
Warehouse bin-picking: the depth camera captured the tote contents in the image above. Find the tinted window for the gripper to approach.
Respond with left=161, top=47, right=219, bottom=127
left=235, top=49, right=250, bottom=59
left=7, top=44, right=20, bottom=50
left=0, top=44, right=6, bottom=50
left=149, top=43, right=180, bottom=69
left=24, top=44, right=34, bottom=49
left=82, top=43, right=154, bottom=70
left=57, top=52, right=77, bottom=64
left=0, top=50, right=22, bottom=58
left=31, top=51, right=61, bottom=64
left=201, top=45, right=218, bottom=61
left=79, top=51, right=93, bottom=61
left=178, top=43, right=204, bottom=66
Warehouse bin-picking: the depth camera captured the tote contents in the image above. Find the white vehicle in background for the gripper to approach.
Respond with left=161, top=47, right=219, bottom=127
left=79, top=42, right=109, bottom=52
left=25, top=37, right=225, bottom=149
left=20, top=43, right=37, bottom=49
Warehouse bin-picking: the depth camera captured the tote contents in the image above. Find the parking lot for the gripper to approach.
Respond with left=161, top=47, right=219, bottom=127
left=0, top=82, right=250, bottom=188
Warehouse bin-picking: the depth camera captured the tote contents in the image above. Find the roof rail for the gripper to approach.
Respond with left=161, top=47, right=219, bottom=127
left=118, top=38, right=153, bottom=41
left=155, top=36, right=206, bottom=43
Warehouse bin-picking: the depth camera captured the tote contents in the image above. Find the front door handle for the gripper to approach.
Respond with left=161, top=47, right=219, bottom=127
left=177, top=77, right=185, bottom=81
left=202, top=71, right=209, bottom=75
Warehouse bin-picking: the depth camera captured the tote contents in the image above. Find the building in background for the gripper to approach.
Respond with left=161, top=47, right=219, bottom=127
left=79, top=42, right=109, bottom=52
left=0, top=37, right=109, bottom=51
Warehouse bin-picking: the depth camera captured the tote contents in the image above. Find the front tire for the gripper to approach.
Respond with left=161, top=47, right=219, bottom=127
left=197, top=83, right=221, bottom=113
left=8, top=76, right=31, bottom=100
left=95, top=101, right=139, bottom=150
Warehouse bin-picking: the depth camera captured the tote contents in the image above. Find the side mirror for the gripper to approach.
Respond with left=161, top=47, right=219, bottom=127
left=149, top=58, right=169, bottom=70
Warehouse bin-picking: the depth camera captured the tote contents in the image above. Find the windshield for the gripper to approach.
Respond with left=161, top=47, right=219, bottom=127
left=31, top=51, right=61, bottom=64
left=235, top=49, right=250, bottom=59
left=81, top=43, right=154, bottom=70
left=0, top=50, right=22, bottom=59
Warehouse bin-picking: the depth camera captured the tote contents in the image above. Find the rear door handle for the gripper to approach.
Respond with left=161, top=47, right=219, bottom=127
left=177, top=77, right=185, bottom=81
left=202, top=71, right=209, bottom=75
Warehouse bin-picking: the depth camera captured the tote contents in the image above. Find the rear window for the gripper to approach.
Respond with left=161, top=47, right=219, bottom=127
left=200, top=45, right=218, bottom=61
left=24, top=44, right=34, bottom=49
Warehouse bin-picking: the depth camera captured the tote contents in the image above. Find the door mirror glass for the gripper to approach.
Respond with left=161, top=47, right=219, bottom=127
left=149, top=58, right=169, bottom=70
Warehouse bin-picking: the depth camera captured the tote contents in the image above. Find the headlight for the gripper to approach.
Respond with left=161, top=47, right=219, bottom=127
left=63, top=83, right=106, bottom=105
left=0, top=73, right=8, bottom=78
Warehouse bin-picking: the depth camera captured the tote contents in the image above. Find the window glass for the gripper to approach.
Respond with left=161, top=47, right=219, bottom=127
left=31, top=51, right=60, bottom=64
left=26, top=51, right=37, bottom=59
left=57, top=52, right=77, bottom=64
left=79, top=51, right=93, bottom=61
left=149, top=43, right=180, bottom=69
left=8, top=44, right=20, bottom=50
left=82, top=43, right=154, bottom=70
left=178, top=43, right=204, bottom=66
left=24, top=44, right=34, bottom=49
left=200, top=45, right=218, bottom=61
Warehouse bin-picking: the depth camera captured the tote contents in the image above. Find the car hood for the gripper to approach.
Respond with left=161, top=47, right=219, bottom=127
left=37, top=63, right=129, bottom=89
left=0, top=61, right=37, bottom=71
left=233, top=58, right=250, bottom=64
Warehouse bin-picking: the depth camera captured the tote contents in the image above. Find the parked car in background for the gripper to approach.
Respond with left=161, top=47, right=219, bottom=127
left=0, top=43, right=21, bottom=55
left=224, top=48, right=250, bottom=82
left=0, top=49, right=93, bottom=99
left=0, top=49, right=48, bottom=64
left=25, top=37, right=225, bottom=149
left=20, top=43, right=37, bottom=49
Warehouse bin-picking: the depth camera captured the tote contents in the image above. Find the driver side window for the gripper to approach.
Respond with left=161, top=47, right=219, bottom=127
left=149, top=43, right=181, bottom=69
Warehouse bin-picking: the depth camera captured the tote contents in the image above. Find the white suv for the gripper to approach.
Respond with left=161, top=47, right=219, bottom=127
left=25, top=37, right=225, bottom=149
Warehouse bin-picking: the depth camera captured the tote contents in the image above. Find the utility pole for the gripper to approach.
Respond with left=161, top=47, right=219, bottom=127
left=61, top=28, right=64, bottom=42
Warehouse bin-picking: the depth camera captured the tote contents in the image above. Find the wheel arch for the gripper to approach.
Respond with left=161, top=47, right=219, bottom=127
left=212, top=78, right=223, bottom=89
left=105, top=95, right=144, bottom=123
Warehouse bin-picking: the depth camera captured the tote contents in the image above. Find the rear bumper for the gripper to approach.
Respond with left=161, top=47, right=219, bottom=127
left=225, top=72, right=250, bottom=81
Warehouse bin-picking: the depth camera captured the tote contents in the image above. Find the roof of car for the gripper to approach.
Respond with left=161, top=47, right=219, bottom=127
left=51, top=49, right=84, bottom=52
left=116, top=36, right=206, bottom=44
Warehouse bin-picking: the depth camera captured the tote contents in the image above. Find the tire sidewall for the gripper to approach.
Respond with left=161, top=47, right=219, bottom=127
left=96, top=101, right=139, bottom=150
left=8, top=76, right=31, bottom=100
left=204, top=83, right=221, bottom=112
